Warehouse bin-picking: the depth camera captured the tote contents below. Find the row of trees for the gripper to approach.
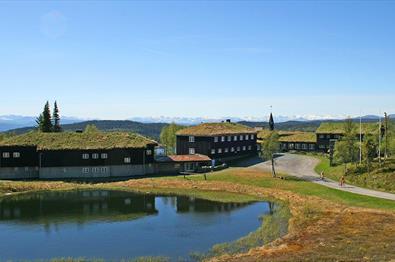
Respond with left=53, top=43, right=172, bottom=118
left=334, top=115, right=395, bottom=173
left=36, top=101, right=61, bottom=132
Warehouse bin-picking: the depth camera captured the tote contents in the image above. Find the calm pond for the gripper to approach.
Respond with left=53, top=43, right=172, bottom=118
left=0, top=190, right=285, bottom=260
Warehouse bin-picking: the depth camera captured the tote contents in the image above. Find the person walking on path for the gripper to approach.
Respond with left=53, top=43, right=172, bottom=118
left=320, top=171, right=325, bottom=181
left=339, top=175, right=345, bottom=187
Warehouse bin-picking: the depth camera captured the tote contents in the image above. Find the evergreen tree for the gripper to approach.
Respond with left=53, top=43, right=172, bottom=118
left=362, top=134, right=377, bottom=173
left=52, top=101, right=61, bottom=132
left=41, top=101, right=53, bottom=132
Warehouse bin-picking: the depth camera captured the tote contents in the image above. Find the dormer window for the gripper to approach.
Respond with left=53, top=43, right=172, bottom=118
left=189, top=136, right=195, bottom=143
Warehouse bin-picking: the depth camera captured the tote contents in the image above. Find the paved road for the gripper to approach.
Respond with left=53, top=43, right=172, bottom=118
left=249, top=153, right=395, bottom=201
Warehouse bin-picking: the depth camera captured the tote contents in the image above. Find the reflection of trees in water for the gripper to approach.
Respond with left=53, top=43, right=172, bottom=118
left=0, top=190, right=157, bottom=227
left=175, top=196, right=251, bottom=213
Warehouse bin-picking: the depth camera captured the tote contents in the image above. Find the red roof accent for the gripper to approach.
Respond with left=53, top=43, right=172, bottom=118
left=167, top=154, right=211, bottom=162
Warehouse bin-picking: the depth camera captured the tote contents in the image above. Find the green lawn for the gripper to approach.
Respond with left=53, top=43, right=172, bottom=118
left=174, top=168, right=395, bottom=211
left=314, top=154, right=395, bottom=193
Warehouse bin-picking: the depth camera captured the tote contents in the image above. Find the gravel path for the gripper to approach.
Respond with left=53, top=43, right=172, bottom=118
left=249, top=153, right=395, bottom=201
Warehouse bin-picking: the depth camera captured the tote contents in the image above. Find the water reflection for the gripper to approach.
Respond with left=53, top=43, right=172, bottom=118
left=0, top=190, right=283, bottom=260
left=0, top=190, right=256, bottom=225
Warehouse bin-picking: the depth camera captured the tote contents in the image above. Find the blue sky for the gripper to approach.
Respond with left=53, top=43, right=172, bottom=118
left=0, top=1, right=394, bottom=119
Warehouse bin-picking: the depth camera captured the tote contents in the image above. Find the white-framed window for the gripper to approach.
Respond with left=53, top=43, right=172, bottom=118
left=82, top=153, right=89, bottom=160
left=224, top=148, right=229, bottom=153
left=211, top=149, right=216, bottom=154
left=231, top=147, right=235, bottom=152
left=242, top=146, right=246, bottom=151
left=295, top=144, right=301, bottom=150
left=221, top=136, right=225, bottom=142
left=326, top=135, right=331, bottom=139
left=82, top=167, right=90, bottom=174
left=319, top=144, right=325, bottom=149
left=124, top=157, right=131, bottom=163
left=146, top=150, right=152, bottom=155
left=2, top=152, right=10, bottom=158
left=189, top=136, right=195, bottom=143
left=13, top=152, right=20, bottom=158
left=92, top=167, right=100, bottom=173
left=250, top=134, right=254, bottom=139
left=214, top=136, right=219, bottom=143
left=248, top=145, right=252, bottom=150
left=319, top=134, right=324, bottom=139
left=92, top=153, right=99, bottom=159
left=289, top=143, right=295, bottom=149
left=237, top=146, right=241, bottom=151
left=302, top=144, right=308, bottom=150
left=227, top=136, right=232, bottom=142
left=101, top=167, right=108, bottom=173
left=245, top=135, right=249, bottom=140
left=188, top=148, right=195, bottom=155
left=309, top=144, right=315, bottom=150
left=234, top=135, right=238, bottom=141
left=101, top=153, right=108, bottom=159
left=217, top=148, right=222, bottom=153
left=239, top=135, right=243, bottom=141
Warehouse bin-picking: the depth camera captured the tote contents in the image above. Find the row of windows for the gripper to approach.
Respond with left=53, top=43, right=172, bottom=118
left=319, top=144, right=330, bottom=149
left=284, top=143, right=315, bottom=150
left=318, top=134, right=341, bottom=139
left=82, top=167, right=108, bottom=174
left=213, top=134, right=255, bottom=143
left=1, top=152, right=20, bottom=159
left=82, top=150, right=152, bottom=160
left=210, top=145, right=253, bottom=154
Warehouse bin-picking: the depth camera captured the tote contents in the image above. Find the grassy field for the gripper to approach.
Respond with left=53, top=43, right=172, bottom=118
left=0, top=166, right=394, bottom=261
left=314, top=154, right=395, bottom=193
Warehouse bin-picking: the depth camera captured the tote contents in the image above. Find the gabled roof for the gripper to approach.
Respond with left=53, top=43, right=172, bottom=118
left=176, top=122, right=256, bottom=136
left=316, top=122, right=380, bottom=134
left=0, top=131, right=157, bottom=151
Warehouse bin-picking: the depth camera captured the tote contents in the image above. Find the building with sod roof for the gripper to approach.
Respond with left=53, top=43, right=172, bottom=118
left=175, top=120, right=258, bottom=163
left=315, top=122, right=383, bottom=152
left=0, top=131, right=158, bottom=179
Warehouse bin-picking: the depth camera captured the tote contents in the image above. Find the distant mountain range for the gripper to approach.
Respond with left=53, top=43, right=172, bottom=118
left=0, top=115, right=84, bottom=132
left=1, top=114, right=393, bottom=140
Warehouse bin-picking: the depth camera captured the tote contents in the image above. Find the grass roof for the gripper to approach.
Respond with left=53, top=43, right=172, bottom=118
left=278, top=132, right=316, bottom=143
left=258, top=129, right=316, bottom=143
left=316, top=122, right=380, bottom=134
left=176, top=122, right=256, bottom=136
left=0, top=131, right=157, bottom=150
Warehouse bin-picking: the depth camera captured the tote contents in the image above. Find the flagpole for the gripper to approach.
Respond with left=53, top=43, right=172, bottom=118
left=359, top=112, right=362, bottom=164
left=378, top=112, right=381, bottom=166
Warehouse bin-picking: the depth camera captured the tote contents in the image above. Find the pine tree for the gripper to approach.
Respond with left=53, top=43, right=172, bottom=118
left=42, top=101, right=53, bottom=132
left=53, top=101, right=61, bottom=132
